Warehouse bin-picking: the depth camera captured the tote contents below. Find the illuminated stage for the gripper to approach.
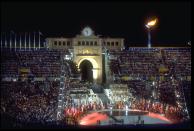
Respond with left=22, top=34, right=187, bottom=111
left=79, top=109, right=172, bottom=126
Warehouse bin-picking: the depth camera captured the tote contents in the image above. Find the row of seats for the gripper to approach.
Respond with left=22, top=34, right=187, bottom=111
left=1, top=50, right=79, bottom=78
left=109, top=47, right=191, bottom=80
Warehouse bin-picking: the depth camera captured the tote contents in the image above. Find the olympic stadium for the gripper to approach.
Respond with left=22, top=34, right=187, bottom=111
left=0, top=26, right=191, bottom=129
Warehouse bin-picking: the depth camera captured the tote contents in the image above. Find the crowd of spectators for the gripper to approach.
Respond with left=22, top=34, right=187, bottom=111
left=16, top=50, right=61, bottom=77
left=130, top=97, right=188, bottom=123
left=109, top=47, right=191, bottom=82
left=1, top=80, right=60, bottom=126
left=1, top=50, right=73, bottom=78
left=163, top=48, right=191, bottom=77
left=1, top=51, right=19, bottom=78
left=1, top=47, right=191, bottom=127
left=108, top=47, right=191, bottom=123
left=109, top=48, right=161, bottom=79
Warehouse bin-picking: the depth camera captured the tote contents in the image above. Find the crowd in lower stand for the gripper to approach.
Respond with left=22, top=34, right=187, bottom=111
left=108, top=47, right=191, bottom=123
left=0, top=80, right=190, bottom=126
left=130, top=98, right=187, bottom=123
left=1, top=81, right=60, bottom=126
left=0, top=47, right=191, bottom=127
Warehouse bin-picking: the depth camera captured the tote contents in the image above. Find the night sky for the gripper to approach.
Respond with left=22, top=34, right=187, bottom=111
left=1, top=1, right=191, bottom=47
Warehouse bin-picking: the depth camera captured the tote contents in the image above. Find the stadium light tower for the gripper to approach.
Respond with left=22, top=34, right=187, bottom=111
left=145, top=18, right=158, bottom=48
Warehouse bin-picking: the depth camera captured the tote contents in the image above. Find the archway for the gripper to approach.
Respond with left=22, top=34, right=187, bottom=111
left=77, top=58, right=99, bottom=83
left=79, top=60, right=93, bottom=82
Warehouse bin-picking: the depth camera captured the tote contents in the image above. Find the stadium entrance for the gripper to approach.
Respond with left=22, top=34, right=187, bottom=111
left=79, top=60, right=93, bottom=82
left=77, top=58, right=99, bottom=83
left=46, top=26, right=124, bottom=84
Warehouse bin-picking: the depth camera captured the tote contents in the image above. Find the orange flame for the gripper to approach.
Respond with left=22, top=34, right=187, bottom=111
left=147, top=19, right=157, bottom=27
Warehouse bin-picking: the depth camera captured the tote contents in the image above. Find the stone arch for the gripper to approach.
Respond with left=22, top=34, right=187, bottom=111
left=78, top=58, right=99, bottom=81
left=79, top=60, right=93, bottom=82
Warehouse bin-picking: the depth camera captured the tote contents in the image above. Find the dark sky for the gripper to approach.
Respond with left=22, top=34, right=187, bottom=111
left=1, top=1, right=191, bottom=47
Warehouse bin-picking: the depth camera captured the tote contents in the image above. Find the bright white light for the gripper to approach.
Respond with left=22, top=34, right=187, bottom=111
left=64, top=55, right=71, bottom=60
left=93, top=69, right=98, bottom=80
left=78, top=58, right=98, bottom=69
left=125, top=105, right=128, bottom=110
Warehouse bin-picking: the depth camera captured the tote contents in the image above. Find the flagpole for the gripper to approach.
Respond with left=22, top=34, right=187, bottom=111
left=29, top=32, right=31, bottom=50
left=0, top=32, right=2, bottom=51
left=34, top=32, right=35, bottom=50
left=19, top=33, right=21, bottom=50
left=39, top=31, right=40, bottom=49
left=25, top=32, right=26, bottom=51
left=5, top=32, right=7, bottom=49
left=15, top=33, right=17, bottom=51
left=10, top=31, right=12, bottom=51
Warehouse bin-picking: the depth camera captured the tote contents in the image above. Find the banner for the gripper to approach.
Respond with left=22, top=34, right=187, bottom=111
left=20, top=68, right=30, bottom=73
left=159, top=66, right=168, bottom=73
left=121, top=76, right=130, bottom=81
